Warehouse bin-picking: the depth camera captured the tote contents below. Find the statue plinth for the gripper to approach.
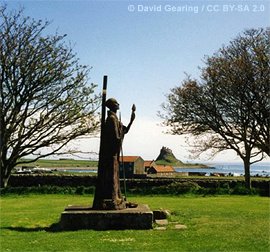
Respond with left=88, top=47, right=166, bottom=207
left=60, top=204, right=153, bottom=230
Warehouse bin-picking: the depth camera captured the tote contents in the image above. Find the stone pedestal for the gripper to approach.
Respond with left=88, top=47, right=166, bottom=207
left=60, top=204, right=153, bottom=230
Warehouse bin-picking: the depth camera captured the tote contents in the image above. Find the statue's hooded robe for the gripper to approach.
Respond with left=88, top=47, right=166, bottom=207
left=93, top=110, right=128, bottom=210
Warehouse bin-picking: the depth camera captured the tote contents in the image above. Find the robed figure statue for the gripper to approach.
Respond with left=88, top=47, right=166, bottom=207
left=92, top=98, right=135, bottom=210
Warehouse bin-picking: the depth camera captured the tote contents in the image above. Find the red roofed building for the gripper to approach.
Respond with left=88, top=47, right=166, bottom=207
left=147, top=165, right=175, bottom=176
left=144, top=160, right=157, bottom=173
left=119, top=156, right=145, bottom=178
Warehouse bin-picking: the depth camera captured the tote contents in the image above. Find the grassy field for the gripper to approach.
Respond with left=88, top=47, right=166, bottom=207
left=18, top=159, right=98, bottom=168
left=0, top=194, right=269, bottom=251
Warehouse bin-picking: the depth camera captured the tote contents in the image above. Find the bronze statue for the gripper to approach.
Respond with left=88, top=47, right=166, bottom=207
left=93, top=98, right=135, bottom=210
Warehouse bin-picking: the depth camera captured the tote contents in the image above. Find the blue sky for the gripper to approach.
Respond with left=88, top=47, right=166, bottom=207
left=4, top=0, right=270, bottom=163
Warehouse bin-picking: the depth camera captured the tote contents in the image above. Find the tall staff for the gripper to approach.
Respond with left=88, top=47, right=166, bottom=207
left=100, top=76, right=107, bottom=134
left=120, top=104, right=136, bottom=201
left=92, top=76, right=107, bottom=209
left=99, top=75, right=107, bottom=175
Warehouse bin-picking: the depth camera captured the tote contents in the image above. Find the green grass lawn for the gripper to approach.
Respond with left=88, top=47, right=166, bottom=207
left=0, top=195, right=269, bottom=251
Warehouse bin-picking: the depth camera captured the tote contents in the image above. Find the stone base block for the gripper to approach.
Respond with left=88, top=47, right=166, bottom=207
left=60, top=204, right=153, bottom=230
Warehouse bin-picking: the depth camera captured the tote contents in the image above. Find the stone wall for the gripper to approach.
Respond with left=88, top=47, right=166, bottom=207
left=8, top=174, right=269, bottom=196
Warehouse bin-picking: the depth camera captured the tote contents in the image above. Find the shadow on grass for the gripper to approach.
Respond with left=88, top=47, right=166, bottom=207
left=2, top=222, right=62, bottom=233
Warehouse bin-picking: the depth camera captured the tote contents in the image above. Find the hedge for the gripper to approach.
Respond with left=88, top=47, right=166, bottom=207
left=2, top=175, right=269, bottom=196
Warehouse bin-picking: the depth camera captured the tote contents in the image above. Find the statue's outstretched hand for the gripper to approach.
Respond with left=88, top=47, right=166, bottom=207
left=130, top=104, right=136, bottom=123
left=125, top=104, right=136, bottom=134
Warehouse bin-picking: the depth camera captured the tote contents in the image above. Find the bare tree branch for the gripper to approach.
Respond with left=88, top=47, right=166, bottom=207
left=0, top=6, right=101, bottom=187
left=161, top=28, right=270, bottom=189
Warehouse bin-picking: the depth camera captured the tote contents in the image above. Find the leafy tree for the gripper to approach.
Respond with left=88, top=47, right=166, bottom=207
left=161, top=28, right=270, bottom=189
left=0, top=6, right=100, bottom=188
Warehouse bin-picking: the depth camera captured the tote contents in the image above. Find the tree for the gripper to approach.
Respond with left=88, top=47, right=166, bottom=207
left=0, top=6, right=100, bottom=188
left=161, top=28, right=270, bottom=189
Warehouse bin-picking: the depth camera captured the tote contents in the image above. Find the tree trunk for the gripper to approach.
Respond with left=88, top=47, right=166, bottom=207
left=0, top=174, right=10, bottom=188
left=1, top=161, right=13, bottom=188
left=243, top=159, right=251, bottom=190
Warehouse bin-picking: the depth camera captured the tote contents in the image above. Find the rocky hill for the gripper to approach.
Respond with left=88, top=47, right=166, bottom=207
left=155, top=147, right=184, bottom=166
left=155, top=146, right=208, bottom=168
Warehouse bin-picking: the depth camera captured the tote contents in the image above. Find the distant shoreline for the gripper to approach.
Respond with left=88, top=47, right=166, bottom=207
left=175, top=165, right=213, bottom=169
left=55, top=167, right=98, bottom=170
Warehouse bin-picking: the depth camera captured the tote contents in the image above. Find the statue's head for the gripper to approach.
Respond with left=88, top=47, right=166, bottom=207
left=105, top=98, right=119, bottom=111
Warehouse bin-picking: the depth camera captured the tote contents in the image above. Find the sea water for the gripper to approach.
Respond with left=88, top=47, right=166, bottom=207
left=175, top=162, right=270, bottom=177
